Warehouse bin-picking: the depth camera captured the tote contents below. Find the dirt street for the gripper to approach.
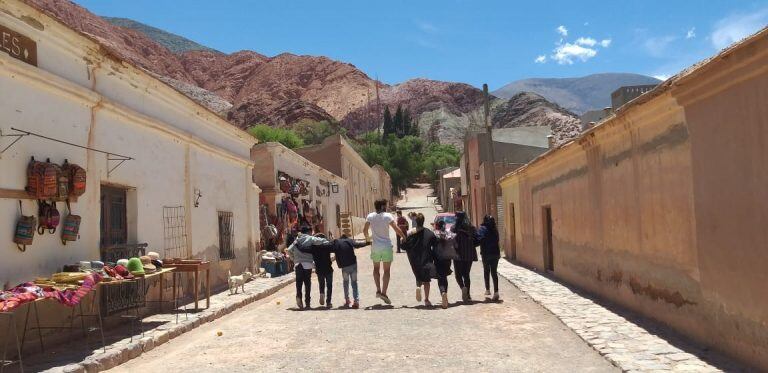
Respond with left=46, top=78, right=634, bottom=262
left=106, top=185, right=615, bottom=373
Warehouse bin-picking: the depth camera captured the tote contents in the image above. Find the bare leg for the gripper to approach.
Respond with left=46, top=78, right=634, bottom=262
left=381, top=261, right=392, bottom=296
left=423, top=282, right=431, bottom=302
left=373, top=261, right=381, bottom=294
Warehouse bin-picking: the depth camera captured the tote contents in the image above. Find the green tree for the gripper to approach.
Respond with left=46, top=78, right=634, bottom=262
left=393, top=105, right=404, bottom=137
left=248, top=124, right=304, bottom=149
left=291, top=119, right=345, bottom=145
left=422, top=142, right=461, bottom=180
left=382, top=106, right=394, bottom=137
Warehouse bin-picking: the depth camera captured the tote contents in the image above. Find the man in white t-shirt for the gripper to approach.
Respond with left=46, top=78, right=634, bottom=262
left=363, top=199, right=405, bottom=304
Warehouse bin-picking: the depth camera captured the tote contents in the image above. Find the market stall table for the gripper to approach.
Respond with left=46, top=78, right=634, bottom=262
left=163, top=261, right=210, bottom=310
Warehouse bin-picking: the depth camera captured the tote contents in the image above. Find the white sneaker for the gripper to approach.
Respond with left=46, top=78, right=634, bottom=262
left=296, top=296, right=303, bottom=309
left=492, top=292, right=500, bottom=301
left=441, top=292, right=448, bottom=309
left=416, top=287, right=422, bottom=302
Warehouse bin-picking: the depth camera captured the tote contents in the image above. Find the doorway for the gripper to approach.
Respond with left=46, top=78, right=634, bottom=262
left=101, top=185, right=128, bottom=247
left=542, top=206, right=553, bottom=271
left=508, top=203, right=516, bottom=260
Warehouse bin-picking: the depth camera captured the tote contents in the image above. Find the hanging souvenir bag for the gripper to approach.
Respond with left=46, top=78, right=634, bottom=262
left=14, top=201, right=36, bottom=252
left=61, top=200, right=81, bottom=244
left=38, top=200, right=60, bottom=234
left=62, top=160, right=86, bottom=197
left=26, top=157, right=60, bottom=199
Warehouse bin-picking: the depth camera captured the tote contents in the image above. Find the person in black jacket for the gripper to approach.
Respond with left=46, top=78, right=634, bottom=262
left=478, top=215, right=501, bottom=301
left=402, top=213, right=437, bottom=307
left=299, top=233, right=334, bottom=308
left=302, top=234, right=368, bottom=309
left=451, top=211, right=478, bottom=302
left=433, top=220, right=455, bottom=309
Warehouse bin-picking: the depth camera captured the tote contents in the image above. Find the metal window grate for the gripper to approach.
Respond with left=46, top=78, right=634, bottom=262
left=218, top=211, right=235, bottom=260
left=163, top=206, right=189, bottom=259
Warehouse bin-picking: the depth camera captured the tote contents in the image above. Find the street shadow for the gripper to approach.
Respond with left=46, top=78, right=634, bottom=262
left=363, top=304, right=395, bottom=311
left=507, top=259, right=752, bottom=372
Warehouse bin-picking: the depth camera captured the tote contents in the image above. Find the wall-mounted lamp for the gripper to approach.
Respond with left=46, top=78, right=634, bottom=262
left=194, top=189, right=203, bottom=207
left=331, top=183, right=339, bottom=194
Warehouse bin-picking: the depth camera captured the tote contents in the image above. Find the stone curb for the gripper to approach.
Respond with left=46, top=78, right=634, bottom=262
left=496, top=260, right=734, bottom=373
left=44, top=276, right=294, bottom=373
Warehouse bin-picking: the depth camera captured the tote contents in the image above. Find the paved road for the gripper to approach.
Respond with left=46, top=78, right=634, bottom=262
left=107, top=185, right=616, bottom=373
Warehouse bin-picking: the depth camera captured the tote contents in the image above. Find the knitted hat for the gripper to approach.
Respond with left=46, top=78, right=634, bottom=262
left=116, top=259, right=129, bottom=267
left=127, top=257, right=145, bottom=276
left=140, top=256, right=156, bottom=273
left=114, top=264, right=132, bottom=278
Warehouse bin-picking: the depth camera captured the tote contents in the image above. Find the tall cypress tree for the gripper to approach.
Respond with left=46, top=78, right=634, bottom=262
left=382, top=106, right=394, bottom=138
left=393, top=105, right=404, bottom=137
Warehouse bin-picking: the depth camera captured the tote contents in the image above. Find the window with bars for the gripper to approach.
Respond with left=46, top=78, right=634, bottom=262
left=163, top=206, right=189, bottom=259
left=218, top=211, right=235, bottom=260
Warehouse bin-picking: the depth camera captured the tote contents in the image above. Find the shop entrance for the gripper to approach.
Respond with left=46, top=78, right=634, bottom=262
left=101, top=185, right=128, bottom=247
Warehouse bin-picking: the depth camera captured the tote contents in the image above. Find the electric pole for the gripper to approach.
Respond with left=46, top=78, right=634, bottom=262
left=483, top=83, right=498, bottom=220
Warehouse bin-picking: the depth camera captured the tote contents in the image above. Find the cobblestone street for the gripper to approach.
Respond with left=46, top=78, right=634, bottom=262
left=100, top=186, right=744, bottom=372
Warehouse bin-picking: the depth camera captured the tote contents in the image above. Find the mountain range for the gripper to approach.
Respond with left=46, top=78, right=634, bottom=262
left=28, top=0, right=656, bottom=148
left=493, top=73, right=661, bottom=114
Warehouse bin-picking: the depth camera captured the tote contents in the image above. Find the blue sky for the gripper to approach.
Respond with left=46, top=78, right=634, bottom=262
left=75, top=0, right=767, bottom=89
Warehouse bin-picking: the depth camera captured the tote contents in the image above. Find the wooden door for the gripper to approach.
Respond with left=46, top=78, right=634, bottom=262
left=101, top=185, right=127, bottom=247
left=542, top=206, right=554, bottom=271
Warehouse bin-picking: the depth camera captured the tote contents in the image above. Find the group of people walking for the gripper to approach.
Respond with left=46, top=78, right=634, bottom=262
left=287, top=199, right=500, bottom=310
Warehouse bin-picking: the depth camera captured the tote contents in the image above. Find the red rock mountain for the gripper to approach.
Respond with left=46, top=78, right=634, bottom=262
left=26, top=0, right=580, bottom=146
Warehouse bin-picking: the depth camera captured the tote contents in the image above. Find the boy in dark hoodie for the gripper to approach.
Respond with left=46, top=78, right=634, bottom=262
left=302, top=234, right=368, bottom=308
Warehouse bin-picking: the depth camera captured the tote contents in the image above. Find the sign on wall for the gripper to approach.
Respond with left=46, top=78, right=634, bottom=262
left=0, top=24, right=37, bottom=66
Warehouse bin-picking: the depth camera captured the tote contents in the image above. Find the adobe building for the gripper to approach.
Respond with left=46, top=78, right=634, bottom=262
left=251, top=142, right=347, bottom=240
left=463, top=129, right=548, bottom=227
left=435, top=167, right=461, bottom=212
left=499, top=28, right=768, bottom=370
left=296, top=135, right=392, bottom=230
left=0, top=0, right=261, bottom=290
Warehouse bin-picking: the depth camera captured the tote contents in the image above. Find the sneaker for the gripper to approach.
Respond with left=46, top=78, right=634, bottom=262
left=484, top=289, right=491, bottom=297
left=461, top=287, right=469, bottom=302
left=492, top=292, right=499, bottom=301
left=344, top=299, right=351, bottom=308
left=296, top=296, right=303, bottom=310
left=424, top=299, right=432, bottom=307
left=304, top=299, right=311, bottom=309
left=352, top=300, right=360, bottom=309
left=326, top=303, right=333, bottom=309
left=319, top=296, right=325, bottom=306
left=416, top=287, right=422, bottom=302
left=441, top=292, right=448, bottom=309
left=379, top=293, right=392, bottom=305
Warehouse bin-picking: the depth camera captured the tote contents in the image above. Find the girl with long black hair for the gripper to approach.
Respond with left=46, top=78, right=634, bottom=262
left=478, top=215, right=501, bottom=300
left=451, top=211, right=478, bottom=302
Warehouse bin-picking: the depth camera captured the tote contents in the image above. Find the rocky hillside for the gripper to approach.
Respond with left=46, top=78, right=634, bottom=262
left=103, top=17, right=218, bottom=54
left=28, top=0, right=581, bottom=147
left=494, top=73, right=661, bottom=114
left=492, top=93, right=581, bottom=146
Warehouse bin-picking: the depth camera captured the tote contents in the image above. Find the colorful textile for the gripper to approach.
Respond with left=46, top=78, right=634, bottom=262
left=0, top=273, right=102, bottom=312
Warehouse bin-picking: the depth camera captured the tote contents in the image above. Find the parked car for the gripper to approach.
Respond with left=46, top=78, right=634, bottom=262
left=432, top=213, right=457, bottom=231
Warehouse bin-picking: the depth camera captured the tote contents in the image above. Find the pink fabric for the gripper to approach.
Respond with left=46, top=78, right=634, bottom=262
left=0, top=273, right=102, bottom=312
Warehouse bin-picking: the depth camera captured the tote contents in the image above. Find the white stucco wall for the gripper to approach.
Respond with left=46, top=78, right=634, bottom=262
left=0, top=0, right=259, bottom=288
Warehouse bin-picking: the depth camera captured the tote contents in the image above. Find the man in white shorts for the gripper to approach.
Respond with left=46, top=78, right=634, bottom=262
left=363, top=199, right=405, bottom=304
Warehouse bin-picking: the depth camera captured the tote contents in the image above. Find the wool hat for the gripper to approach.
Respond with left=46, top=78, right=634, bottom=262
left=151, top=259, right=163, bottom=269
left=79, top=261, right=92, bottom=272
left=127, top=257, right=145, bottom=276
left=140, top=256, right=156, bottom=273
left=147, top=251, right=160, bottom=261
left=116, top=259, right=130, bottom=267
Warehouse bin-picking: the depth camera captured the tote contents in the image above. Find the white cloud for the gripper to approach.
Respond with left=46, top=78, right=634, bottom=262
left=600, top=39, right=612, bottom=47
left=584, top=22, right=589, bottom=26
left=575, top=37, right=597, bottom=47
left=552, top=43, right=597, bottom=65
left=534, top=55, right=547, bottom=64
left=644, top=35, right=677, bottom=57
left=686, top=27, right=696, bottom=39
left=556, top=25, right=568, bottom=36
left=418, top=21, right=438, bottom=34
left=711, top=8, right=768, bottom=49
left=653, top=74, right=670, bottom=81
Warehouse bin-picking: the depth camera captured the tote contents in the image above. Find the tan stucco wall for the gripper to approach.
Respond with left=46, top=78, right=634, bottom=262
left=499, top=29, right=768, bottom=369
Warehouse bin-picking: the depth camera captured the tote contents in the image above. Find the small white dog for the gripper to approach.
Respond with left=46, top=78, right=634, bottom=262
left=228, top=270, right=253, bottom=294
